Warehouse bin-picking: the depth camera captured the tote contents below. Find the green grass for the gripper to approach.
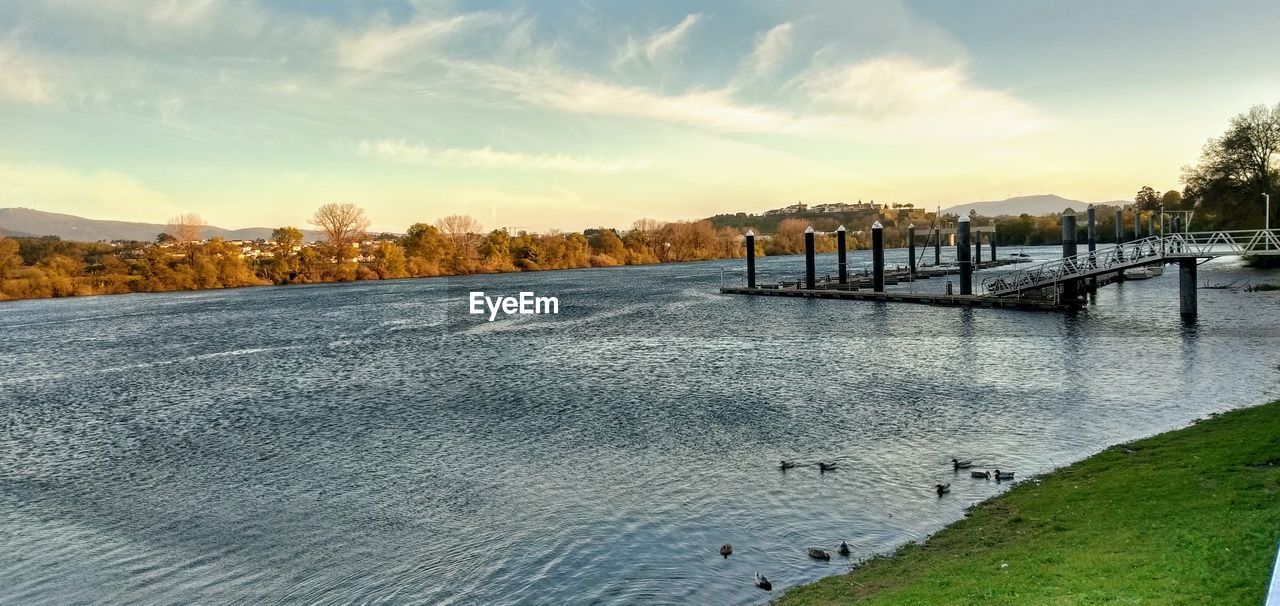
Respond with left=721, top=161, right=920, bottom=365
left=778, top=401, right=1280, bottom=605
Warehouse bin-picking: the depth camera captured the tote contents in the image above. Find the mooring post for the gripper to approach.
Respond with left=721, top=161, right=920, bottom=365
left=1179, top=257, right=1197, bottom=320
left=907, top=224, right=917, bottom=275
left=1062, top=209, right=1080, bottom=302
left=836, top=225, right=848, bottom=285
left=871, top=221, right=885, bottom=292
left=933, top=227, right=941, bottom=266
left=957, top=215, right=972, bottom=295
left=1115, top=208, right=1123, bottom=244
left=974, top=230, right=983, bottom=265
left=1134, top=209, right=1141, bottom=241
left=804, top=226, right=816, bottom=290
left=1086, top=205, right=1098, bottom=292
left=745, top=230, right=756, bottom=289
left=990, top=224, right=997, bottom=261
left=1148, top=213, right=1155, bottom=238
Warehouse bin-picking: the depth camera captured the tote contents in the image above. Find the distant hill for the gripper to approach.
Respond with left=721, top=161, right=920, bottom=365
left=942, top=195, right=1127, bottom=218
left=0, top=208, right=325, bottom=242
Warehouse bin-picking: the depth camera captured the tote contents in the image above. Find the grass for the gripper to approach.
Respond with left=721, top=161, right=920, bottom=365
left=778, top=400, right=1280, bottom=605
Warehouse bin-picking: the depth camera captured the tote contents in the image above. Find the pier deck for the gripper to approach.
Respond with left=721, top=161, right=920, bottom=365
left=719, top=284, right=1068, bottom=310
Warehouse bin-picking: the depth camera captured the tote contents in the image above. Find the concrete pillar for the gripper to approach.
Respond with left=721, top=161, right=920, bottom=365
left=804, top=226, right=815, bottom=289
left=957, top=216, right=972, bottom=295
left=871, top=221, right=885, bottom=292
left=1115, top=208, right=1124, bottom=244
left=1148, top=213, right=1155, bottom=238
left=1086, top=205, right=1098, bottom=291
left=1179, top=257, right=1197, bottom=320
left=933, top=228, right=941, bottom=266
left=907, top=224, right=916, bottom=275
left=1062, top=209, right=1079, bottom=302
left=990, top=225, right=997, bottom=261
left=745, top=230, right=756, bottom=288
left=1134, top=210, right=1141, bottom=241
left=974, top=230, right=983, bottom=265
left=836, top=225, right=848, bottom=285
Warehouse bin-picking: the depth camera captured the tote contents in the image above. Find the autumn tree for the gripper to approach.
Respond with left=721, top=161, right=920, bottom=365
left=0, top=238, right=20, bottom=279
left=1135, top=186, right=1161, bottom=211
left=166, top=212, right=206, bottom=243
left=434, top=214, right=482, bottom=272
left=311, top=203, right=370, bottom=260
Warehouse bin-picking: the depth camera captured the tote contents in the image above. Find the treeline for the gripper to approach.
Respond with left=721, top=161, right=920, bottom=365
left=0, top=207, right=753, bottom=301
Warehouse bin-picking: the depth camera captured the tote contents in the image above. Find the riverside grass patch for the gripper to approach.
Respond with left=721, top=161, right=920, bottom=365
left=778, top=400, right=1280, bottom=605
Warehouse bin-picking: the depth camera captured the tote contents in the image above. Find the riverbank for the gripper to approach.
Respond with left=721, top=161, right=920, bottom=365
left=778, top=399, right=1280, bottom=605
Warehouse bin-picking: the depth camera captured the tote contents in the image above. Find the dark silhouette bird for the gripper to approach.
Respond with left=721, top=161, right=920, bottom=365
left=719, top=544, right=732, bottom=558
left=971, top=470, right=991, bottom=479
left=808, top=547, right=831, bottom=560
left=817, top=462, right=838, bottom=473
left=838, top=541, right=851, bottom=556
left=754, top=572, right=772, bottom=591
left=936, top=483, right=951, bottom=496
left=995, top=470, right=1015, bottom=481
left=952, top=458, right=973, bottom=470
left=779, top=460, right=796, bottom=471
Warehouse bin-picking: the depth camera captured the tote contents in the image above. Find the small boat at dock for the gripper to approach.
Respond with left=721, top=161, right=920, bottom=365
left=1123, top=265, right=1164, bottom=280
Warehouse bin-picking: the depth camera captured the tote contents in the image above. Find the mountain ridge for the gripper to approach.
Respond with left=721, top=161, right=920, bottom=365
left=0, top=208, right=325, bottom=242
left=941, top=194, right=1129, bottom=217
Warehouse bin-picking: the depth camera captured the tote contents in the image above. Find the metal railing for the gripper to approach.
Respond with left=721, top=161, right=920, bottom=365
left=981, top=229, right=1280, bottom=297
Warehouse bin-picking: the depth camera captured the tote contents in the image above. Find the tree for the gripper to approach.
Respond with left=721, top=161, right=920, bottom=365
left=166, top=213, right=206, bottom=243
left=1182, top=102, right=1280, bottom=228
left=434, top=214, right=482, bottom=272
left=1161, top=190, right=1183, bottom=211
left=311, top=203, right=370, bottom=257
left=370, top=242, right=408, bottom=279
left=155, top=232, right=177, bottom=245
left=1135, top=186, right=1161, bottom=211
left=0, top=238, right=20, bottom=279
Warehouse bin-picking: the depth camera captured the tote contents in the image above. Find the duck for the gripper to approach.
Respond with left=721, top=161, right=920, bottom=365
left=817, top=462, right=838, bottom=473
left=838, top=541, right=851, bottom=556
left=971, top=470, right=991, bottom=479
left=754, top=572, right=772, bottom=591
left=994, top=470, right=1015, bottom=481
left=808, top=547, right=831, bottom=560
left=720, top=544, right=733, bottom=558
left=779, top=460, right=796, bottom=471
left=935, top=483, right=951, bottom=496
left=952, top=458, right=973, bottom=470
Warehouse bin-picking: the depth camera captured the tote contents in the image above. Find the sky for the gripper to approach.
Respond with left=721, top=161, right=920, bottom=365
left=1, top=0, right=1278, bottom=233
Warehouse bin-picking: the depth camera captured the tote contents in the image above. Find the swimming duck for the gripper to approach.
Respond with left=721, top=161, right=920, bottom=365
left=817, top=462, right=838, bottom=472
left=720, top=543, right=732, bottom=558
left=971, top=470, right=991, bottom=479
left=754, top=572, right=772, bottom=591
left=994, top=470, right=1015, bottom=481
left=808, top=547, right=831, bottom=560
left=952, top=458, right=973, bottom=470
left=935, top=483, right=951, bottom=496
left=838, top=541, right=851, bottom=556
left=779, top=460, right=796, bottom=470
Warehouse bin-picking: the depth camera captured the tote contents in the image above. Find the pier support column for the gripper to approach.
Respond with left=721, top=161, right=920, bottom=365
left=804, top=226, right=816, bottom=290
left=933, top=228, right=941, bottom=266
left=974, top=230, right=983, bottom=265
left=871, top=221, right=885, bottom=292
left=1061, top=209, right=1080, bottom=303
left=957, top=215, right=972, bottom=295
left=990, top=225, right=997, bottom=261
left=1179, top=257, right=1197, bottom=320
left=907, top=224, right=916, bottom=275
left=836, top=225, right=848, bottom=285
left=1148, top=213, right=1155, bottom=238
left=1115, top=208, right=1124, bottom=245
left=1134, top=209, right=1142, bottom=241
left=1087, top=205, right=1098, bottom=292
left=745, top=230, right=756, bottom=289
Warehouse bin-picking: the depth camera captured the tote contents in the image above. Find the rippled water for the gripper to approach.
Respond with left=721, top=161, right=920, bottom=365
left=2, top=247, right=1278, bottom=605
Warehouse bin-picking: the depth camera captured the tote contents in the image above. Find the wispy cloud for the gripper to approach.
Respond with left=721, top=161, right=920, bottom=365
left=335, top=12, right=506, bottom=71
left=0, top=42, right=54, bottom=105
left=748, top=23, right=793, bottom=76
left=615, top=14, right=702, bottom=66
left=357, top=139, right=650, bottom=174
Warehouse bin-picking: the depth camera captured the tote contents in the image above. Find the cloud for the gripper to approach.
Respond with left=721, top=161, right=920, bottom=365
left=336, top=12, right=505, bottom=71
left=616, top=14, right=702, bottom=66
left=357, top=139, right=650, bottom=174
left=748, top=23, right=794, bottom=76
left=0, top=161, right=175, bottom=218
left=795, top=56, right=1048, bottom=141
left=0, top=42, right=54, bottom=105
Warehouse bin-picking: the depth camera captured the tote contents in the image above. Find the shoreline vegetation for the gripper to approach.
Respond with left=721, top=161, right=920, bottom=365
left=777, top=399, right=1280, bottom=605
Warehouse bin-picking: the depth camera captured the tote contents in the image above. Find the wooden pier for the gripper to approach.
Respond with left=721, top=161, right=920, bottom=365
left=720, top=284, right=1068, bottom=310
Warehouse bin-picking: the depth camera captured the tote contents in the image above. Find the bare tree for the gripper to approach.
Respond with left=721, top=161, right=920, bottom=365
left=311, top=203, right=371, bottom=253
left=166, top=213, right=205, bottom=243
left=434, top=214, right=482, bottom=251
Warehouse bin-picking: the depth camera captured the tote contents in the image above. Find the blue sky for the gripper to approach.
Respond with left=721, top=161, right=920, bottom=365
left=1, top=0, right=1278, bottom=232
